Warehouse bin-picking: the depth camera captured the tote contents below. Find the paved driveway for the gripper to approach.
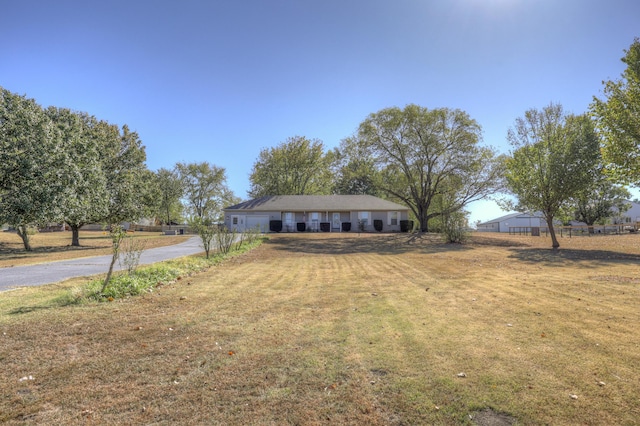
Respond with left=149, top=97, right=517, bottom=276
left=0, top=237, right=204, bottom=292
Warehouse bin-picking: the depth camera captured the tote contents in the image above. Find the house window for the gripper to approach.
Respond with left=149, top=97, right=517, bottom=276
left=388, top=211, right=399, bottom=226
left=358, top=211, right=370, bottom=226
left=232, top=217, right=238, bottom=225
left=283, top=212, right=294, bottom=225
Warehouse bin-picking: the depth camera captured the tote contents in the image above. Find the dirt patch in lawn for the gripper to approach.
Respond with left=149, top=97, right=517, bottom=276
left=471, top=408, right=516, bottom=425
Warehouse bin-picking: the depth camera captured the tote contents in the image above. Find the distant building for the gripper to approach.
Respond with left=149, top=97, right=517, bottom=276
left=478, top=201, right=640, bottom=233
left=476, top=212, right=545, bottom=233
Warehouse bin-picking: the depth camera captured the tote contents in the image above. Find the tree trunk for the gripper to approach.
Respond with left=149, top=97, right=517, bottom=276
left=101, top=251, right=119, bottom=293
left=417, top=204, right=430, bottom=233
left=546, top=216, right=560, bottom=248
left=16, top=225, right=32, bottom=251
left=71, top=224, right=81, bottom=246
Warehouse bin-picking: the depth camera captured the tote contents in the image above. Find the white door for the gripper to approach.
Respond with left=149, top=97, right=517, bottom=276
left=332, top=213, right=341, bottom=230
left=246, top=216, right=269, bottom=232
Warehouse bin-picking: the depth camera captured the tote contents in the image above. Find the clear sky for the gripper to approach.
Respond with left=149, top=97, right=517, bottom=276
left=2, top=0, right=638, bottom=225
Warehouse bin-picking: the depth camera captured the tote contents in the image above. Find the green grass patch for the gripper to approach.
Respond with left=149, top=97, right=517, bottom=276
left=83, top=237, right=266, bottom=301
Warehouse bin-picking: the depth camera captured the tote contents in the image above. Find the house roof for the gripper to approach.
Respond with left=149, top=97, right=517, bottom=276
left=224, top=195, right=409, bottom=212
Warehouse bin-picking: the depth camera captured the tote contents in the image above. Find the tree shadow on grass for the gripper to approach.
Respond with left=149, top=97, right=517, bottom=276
left=8, top=305, right=57, bottom=314
left=0, top=245, right=103, bottom=262
left=7, top=296, right=81, bottom=315
left=266, top=233, right=475, bottom=255
left=507, top=247, right=640, bottom=267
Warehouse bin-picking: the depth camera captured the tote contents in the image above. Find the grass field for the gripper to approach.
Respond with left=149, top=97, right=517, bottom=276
left=1, top=232, right=639, bottom=425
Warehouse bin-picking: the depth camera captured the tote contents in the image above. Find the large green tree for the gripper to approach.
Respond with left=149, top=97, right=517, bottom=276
left=591, top=38, right=640, bottom=185
left=0, top=88, right=64, bottom=250
left=248, top=136, right=333, bottom=197
left=99, top=123, right=149, bottom=224
left=504, top=104, right=601, bottom=248
left=357, top=104, right=504, bottom=232
left=153, top=167, right=184, bottom=227
left=177, top=162, right=232, bottom=222
left=46, top=107, right=109, bottom=246
left=331, top=136, right=381, bottom=196
left=572, top=179, right=630, bottom=232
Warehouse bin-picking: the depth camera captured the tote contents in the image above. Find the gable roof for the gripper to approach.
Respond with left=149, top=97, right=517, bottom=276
left=224, top=195, right=409, bottom=212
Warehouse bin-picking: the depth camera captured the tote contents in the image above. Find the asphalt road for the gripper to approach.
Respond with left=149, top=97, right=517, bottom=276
left=0, top=237, right=205, bottom=292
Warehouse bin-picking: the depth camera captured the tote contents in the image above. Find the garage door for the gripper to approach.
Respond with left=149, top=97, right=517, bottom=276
left=246, top=215, right=269, bottom=232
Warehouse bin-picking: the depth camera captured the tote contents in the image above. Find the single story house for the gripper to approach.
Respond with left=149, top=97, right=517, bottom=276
left=223, top=195, right=410, bottom=233
left=476, top=212, right=545, bottom=233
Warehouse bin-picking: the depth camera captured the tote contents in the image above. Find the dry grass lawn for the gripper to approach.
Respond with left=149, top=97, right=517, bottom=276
left=0, top=230, right=190, bottom=268
left=1, top=232, right=639, bottom=425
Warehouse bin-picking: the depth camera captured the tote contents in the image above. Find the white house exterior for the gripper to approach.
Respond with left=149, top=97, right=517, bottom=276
left=223, top=195, right=410, bottom=233
left=476, top=212, right=545, bottom=233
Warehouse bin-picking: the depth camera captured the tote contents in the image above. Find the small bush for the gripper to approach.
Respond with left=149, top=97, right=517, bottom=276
left=119, top=236, right=147, bottom=274
left=442, top=212, right=469, bottom=244
left=215, top=226, right=236, bottom=254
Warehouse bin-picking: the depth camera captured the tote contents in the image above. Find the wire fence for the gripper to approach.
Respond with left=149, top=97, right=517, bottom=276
left=509, top=223, right=639, bottom=237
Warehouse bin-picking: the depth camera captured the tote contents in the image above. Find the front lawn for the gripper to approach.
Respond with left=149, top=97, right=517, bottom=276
left=1, top=232, right=638, bottom=424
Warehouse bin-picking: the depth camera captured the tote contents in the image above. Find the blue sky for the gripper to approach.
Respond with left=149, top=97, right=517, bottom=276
left=2, top=0, right=638, bottom=225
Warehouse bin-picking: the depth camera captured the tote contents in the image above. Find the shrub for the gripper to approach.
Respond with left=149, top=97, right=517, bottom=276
left=119, top=236, right=147, bottom=275
left=215, top=225, right=236, bottom=254
left=441, top=212, right=469, bottom=243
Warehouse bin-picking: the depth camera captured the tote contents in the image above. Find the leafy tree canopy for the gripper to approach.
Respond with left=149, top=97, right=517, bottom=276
left=100, top=123, right=148, bottom=224
left=357, top=104, right=504, bottom=232
left=572, top=179, right=630, bottom=230
left=249, top=136, right=333, bottom=198
left=592, top=38, right=640, bottom=185
left=153, top=167, right=184, bottom=226
left=45, top=107, right=109, bottom=246
left=331, top=136, right=381, bottom=196
left=0, top=87, right=64, bottom=250
left=504, top=104, right=601, bottom=248
left=177, top=161, right=232, bottom=222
